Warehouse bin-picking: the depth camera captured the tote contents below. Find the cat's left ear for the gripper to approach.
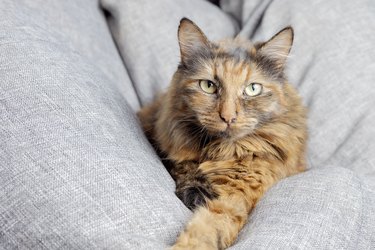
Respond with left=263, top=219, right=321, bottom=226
left=178, top=18, right=210, bottom=64
left=258, top=27, right=294, bottom=67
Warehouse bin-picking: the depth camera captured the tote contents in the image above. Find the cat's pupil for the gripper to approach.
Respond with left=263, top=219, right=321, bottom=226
left=208, top=81, right=213, bottom=88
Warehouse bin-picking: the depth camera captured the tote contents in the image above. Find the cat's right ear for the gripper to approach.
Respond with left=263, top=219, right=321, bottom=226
left=178, top=18, right=210, bottom=64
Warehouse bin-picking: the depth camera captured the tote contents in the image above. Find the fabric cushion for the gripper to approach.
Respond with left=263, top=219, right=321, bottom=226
left=231, top=167, right=375, bottom=249
left=0, top=0, right=187, bottom=248
left=1, top=0, right=374, bottom=249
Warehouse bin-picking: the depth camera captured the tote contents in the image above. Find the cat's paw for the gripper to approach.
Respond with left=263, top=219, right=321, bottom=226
left=171, top=242, right=215, bottom=250
left=176, top=186, right=210, bottom=210
left=176, top=186, right=217, bottom=210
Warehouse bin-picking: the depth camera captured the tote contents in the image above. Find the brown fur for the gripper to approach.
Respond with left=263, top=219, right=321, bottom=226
left=137, top=18, right=307, bottom=249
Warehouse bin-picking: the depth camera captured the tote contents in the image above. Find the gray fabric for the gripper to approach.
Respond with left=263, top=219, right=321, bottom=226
left=1, top=0, right=375, bottom=249
left=232, top=167, right=375, bottom=249
left=0, top=0, right=188, bottom=249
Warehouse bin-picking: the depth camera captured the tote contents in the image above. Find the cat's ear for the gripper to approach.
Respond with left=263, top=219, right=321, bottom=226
left=178, top=18, right=210, bottom=63
left=258, top=27, right=294, bottom=66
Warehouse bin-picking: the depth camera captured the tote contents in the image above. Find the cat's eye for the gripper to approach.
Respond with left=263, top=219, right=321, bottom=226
left=245, top=83, right=262, bottom=96
left=199, top=80, right=217, bottom=94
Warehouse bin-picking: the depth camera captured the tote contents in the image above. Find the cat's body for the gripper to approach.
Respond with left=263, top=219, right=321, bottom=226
left=138, top=18, right=307, bottom=250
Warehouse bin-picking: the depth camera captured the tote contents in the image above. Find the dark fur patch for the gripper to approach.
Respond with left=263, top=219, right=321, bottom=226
left=175, top=169, right=218, bottom=210
left=270, top=143, right=288, bottom=162
left=184, top=120, right=212, bottom=149
left=179, top=46, right=214, bottom=76
left=216, top=230, right=224, bottom=250
left=253, top=53, right=286, bottom=81
left=176, top=186, right=211, bottom=210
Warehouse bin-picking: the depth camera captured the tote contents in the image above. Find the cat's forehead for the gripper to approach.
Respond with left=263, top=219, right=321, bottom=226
left=180, top=37, right=278, bottom=86
left=209, top=39, right=264, bottom=86
left=212, top=39, right=254, bottom=63
left=215, top=38, right=255, bottom=55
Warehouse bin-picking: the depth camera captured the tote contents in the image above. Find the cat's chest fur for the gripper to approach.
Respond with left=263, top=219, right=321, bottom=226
left=171, top=132, right=272, bottom=163
left=165, top=118, right=304, bottom=173
left=204, top=138, right=258, bottom=161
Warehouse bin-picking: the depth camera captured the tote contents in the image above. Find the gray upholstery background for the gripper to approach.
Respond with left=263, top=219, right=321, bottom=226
left=1, top=0, right=374, bottom=249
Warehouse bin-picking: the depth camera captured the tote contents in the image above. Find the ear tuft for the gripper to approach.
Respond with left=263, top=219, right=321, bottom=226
left=178, top=18, right=210, bottom=63
left=259, top=26, right=294, bottom=66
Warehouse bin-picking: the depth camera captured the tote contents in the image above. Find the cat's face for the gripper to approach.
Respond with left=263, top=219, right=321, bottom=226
left=175, top=18, right=293, bottom=140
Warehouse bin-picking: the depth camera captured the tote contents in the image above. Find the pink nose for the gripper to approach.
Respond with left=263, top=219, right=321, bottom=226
left=220, top=113, right=237, bottom=124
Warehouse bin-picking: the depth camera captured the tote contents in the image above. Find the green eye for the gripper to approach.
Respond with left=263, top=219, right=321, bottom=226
left=245, top=83, right=262, bottom=96
left=199, top=80, right=217, bottom=94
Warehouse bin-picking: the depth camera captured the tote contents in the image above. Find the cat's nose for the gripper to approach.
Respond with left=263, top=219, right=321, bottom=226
left=220, top=113, right=237, bottom=124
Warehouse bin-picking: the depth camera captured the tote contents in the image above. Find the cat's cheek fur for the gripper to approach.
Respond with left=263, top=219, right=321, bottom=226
left=186, top=94, right=228, bottom=134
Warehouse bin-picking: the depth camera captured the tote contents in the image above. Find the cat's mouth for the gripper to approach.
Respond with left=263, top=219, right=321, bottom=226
left=214, top=122, right=256, bottom=140
left=217, top=130, right=231, bottom=138
left=197, top=116, right=255, bottom=140
left=211, top=123, right=241, bottom=139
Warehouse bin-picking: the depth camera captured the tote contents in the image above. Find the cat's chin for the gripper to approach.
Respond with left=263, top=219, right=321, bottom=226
left=214, top=127, right=252, bottom=141
left=200, top=121, right=253, bottom=140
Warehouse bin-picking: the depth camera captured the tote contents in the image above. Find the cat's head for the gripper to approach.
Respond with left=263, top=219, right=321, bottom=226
left=174, top=18, right=294, bottom=140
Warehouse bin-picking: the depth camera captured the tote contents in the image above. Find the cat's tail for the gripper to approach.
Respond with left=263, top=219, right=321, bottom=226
left=172, top=193, right=253, bottom=250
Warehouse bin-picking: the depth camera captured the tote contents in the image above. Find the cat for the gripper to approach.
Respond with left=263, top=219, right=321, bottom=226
left=137, top=18, right=307, bottom=250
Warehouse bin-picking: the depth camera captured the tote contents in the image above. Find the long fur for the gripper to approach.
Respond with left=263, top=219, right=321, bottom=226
left=137, top=18, right=307, bottom=250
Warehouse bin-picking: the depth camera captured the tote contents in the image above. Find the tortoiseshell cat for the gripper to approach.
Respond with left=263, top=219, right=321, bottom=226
left=138, top=18, right=307, bottom=250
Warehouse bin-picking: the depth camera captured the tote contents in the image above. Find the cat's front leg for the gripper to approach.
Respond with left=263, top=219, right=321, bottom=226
left=172, top=157, right=282, bottom=250
left=170, top=161, right=218, bottom=210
